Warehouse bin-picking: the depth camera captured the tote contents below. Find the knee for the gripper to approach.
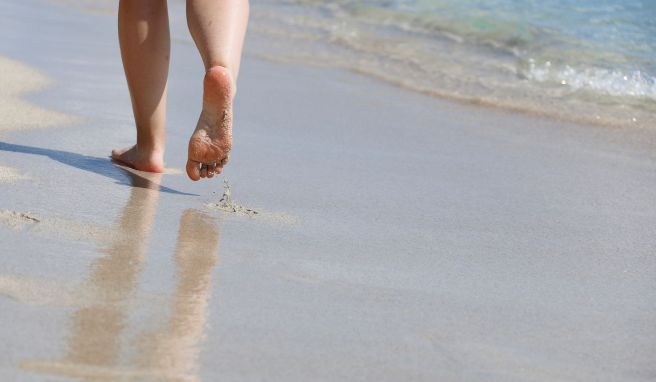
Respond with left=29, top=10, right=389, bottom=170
left=120, top=0, right=167, bottom=19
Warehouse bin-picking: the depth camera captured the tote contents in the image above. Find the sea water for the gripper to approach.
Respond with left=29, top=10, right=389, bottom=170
left=249, top=0, right=656, bottom=128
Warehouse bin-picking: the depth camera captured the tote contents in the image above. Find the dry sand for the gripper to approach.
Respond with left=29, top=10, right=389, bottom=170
left=0, top=55, right=77, bottom=185
left=0, top=56, right=76, bottom=133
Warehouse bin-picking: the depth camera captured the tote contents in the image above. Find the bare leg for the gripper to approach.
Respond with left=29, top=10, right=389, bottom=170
left=185, top=0, right=249, bottom=181
left=112, top=0, right=170, bottom=173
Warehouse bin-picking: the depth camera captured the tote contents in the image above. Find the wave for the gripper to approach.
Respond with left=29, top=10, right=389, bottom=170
left=523, top=59, right=656, bottom=101
left=248, top=0, right=656, bottom=128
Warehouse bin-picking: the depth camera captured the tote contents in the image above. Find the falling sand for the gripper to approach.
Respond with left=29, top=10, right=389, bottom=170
left=205, top=180, right=299, bottom=225
left=207, top=179, right=259, bottom=216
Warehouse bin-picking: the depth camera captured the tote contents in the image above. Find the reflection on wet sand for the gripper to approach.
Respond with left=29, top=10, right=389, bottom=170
left=136, top=210, right=219, bottom=380
left=22, top=169, right=221, bottom=381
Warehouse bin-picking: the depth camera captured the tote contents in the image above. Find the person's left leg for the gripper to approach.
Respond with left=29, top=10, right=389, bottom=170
left=112, top=0, right=170, bottom=173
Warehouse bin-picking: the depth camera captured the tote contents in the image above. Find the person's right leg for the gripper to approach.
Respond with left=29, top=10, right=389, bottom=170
left=185, top=0, right=249, bottom=180
left=112, top=0, right=170, bottom=173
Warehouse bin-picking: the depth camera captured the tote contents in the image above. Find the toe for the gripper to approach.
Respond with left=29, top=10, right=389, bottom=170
left=211, top=164, right=223, bottom=177
left=207, top=164, right=217, bottom=178
left=186, top=159, right=201, bottom=181
left=111, top=146, right=130, bottom=159
left=110, top=149, right=122, bottom=161
left=200, top=165, right=208, bottom=178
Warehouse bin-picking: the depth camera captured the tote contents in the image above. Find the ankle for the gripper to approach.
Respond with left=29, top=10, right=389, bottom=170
left=135, top=138, right=165, bottom=154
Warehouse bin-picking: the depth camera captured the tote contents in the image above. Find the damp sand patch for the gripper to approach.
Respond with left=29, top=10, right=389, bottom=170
left=0, top=166, right=30, bottom=184
left=205, top=180, right=298, bottom=225
left=0, top=275, right=78, bottom=306
left=0, top=273, right=168, bottom=308
left=0, top=208, right=114, bottom=243
left=0, top=209, right=40, bottom=229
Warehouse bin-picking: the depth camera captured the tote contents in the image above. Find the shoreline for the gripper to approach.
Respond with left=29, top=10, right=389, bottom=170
left=245, top=2, right=656, bottom=132
left=246, top=49, right=646, bottom=132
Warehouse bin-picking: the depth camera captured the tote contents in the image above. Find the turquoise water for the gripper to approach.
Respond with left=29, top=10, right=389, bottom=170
left=250, top=0, right=656, bottom=128
left=346, top=0, right=656, bottom=99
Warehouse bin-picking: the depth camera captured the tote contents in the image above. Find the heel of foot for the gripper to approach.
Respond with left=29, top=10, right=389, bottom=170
left=188, top=66, right=234, bottom=181
left=111, top=146, right=165, bottom=173
left=204, top=66, right=234, bottom=104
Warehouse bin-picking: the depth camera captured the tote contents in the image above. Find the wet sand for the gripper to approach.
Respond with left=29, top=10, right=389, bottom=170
left=1, top=0, right=656, bottom=381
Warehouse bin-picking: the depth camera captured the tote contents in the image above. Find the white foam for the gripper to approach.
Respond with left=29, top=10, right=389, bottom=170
left=525, top=59, right=656, bottom=100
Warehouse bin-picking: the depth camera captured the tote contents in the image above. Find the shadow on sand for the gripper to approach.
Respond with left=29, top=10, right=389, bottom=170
left=0, top=141, right=197, bottom=196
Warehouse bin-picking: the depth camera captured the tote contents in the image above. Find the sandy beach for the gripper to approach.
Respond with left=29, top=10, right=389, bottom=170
left=1, top=0, right=655, bottom=381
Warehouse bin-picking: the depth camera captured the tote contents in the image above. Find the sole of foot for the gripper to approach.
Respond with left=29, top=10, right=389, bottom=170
left=186, top=66, right=234, bottom=181
left=111, top=146, right=165, bottom=173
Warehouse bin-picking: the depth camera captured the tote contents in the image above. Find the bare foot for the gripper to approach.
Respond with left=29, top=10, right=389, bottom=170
left=111, top=146, right=165, bottom=173
left=186, top=66, right=234, bottom=181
